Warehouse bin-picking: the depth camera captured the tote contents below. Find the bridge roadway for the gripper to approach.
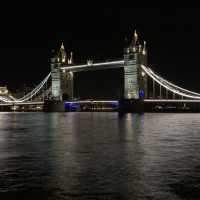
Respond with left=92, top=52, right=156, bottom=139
left=0, top=102, right=44, bottom=106
left=144, top=99, right=200, bottom=103
left=67, top=99, right=200, bottom=103
left=64, top=99, right=200, bottom=112
left=2, top=99, right=200, bottom=107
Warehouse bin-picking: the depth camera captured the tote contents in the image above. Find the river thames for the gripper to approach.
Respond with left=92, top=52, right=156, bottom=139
left=0, top=112, right=200, bottom=200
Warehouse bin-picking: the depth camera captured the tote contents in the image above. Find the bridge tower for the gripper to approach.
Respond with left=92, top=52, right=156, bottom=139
left=124, top=30, right=148, bottom=100
left=45, top=44, right=70, bottom=111
left=50, top=50, right=62, bottom=101
left=50, top=43, right=74, bottom=101
left=61, top=50, right=74, bottom=101
left=61, top=70, right=74, bottom=100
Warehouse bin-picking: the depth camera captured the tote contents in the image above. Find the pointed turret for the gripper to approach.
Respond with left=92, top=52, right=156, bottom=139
left=139, top=44, right=142, bottom=53
left=58, top=42, right=67, bottom=64
left=131, top=29, right=139, bottom=52
left=70, top=52, right=73, bottom=64
left=142, top=41, right=147, bottom=55
left=61, top=42, right=65, bottom=50
left=68, top=52, right=73, bottom=64
left=134, top=29, right=138, bottom=46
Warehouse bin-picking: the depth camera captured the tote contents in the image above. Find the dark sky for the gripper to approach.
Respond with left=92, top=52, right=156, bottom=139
left=0, top=4, right=200, bottom=93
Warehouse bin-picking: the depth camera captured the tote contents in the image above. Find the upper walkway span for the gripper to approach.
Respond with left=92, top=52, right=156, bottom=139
left=61, top=60, right=124, bottom=72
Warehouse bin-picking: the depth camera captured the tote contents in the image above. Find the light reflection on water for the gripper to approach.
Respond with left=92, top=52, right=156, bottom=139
left=0, top=112, right=200, bottom=199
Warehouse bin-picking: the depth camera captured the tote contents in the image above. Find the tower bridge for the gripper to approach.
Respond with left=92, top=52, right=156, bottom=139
left=1, top=30, right=200, bottom=112
left=50, top=30, right=148, bottom=104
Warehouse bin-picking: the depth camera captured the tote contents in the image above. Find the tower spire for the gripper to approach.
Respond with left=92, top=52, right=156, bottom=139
left=68, top=51, right=73, bottom=64
left=131, top=29, right=139, bottom=52
left=134, top=29, right=138, bottom=45
left=134, top=29, right=138, bottom=43
left=58, top=42, right=67, bottom=63
left=142, top=41, right=147, bottom=55
left=61, top=42, right=65, bottom=50
left=139, top=44, right=142, bottom=53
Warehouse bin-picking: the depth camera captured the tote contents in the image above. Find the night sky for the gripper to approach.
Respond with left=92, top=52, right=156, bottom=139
left=0, top=5, right=200, bottom=95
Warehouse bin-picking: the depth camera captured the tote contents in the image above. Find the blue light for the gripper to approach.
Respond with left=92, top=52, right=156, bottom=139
left=65, top=102, right=79, bottom=111
left=111, top=101, right=119, bottom=108
left=139, top=89, right=145, bottom=99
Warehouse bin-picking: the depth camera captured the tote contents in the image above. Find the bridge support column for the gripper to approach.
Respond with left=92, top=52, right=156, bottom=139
left=121, top=32, right=148, bottom=112
left=51, top=56, right=62, bottom=101
left=120, top=51, right=146, bottom=112
left=43, top=53, right=65, bottom=112
left=61, top=71, right=74, bottom=101
left=124, top=52, right=139, bottom=99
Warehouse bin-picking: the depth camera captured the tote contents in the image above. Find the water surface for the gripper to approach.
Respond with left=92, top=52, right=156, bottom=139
left=0, top=112, right=200, bottom=200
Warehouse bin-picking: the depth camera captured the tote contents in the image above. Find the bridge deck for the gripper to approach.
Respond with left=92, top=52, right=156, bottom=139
left=0, top=102, right=44, bottom=106
left=144, top=99, right=200, bottom=103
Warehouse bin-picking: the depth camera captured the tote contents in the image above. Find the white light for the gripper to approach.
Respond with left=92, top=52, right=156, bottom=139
left=69, top=71, right=73, bottom=77
left=65, top=100, right=118, bottom=104
left=141, top=71, right=145, bottom=77
left=13, top=106, right=17, bottom=111
left=68, top=59, right=72, bottom=64
left=144, top=99, right=200, bottom=103
left=62, top=58, right=65, bottom=63
left=87, top=60, right=93, bottom=65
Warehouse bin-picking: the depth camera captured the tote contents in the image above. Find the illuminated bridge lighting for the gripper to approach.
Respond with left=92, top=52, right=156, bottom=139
left=64, top=100, right=119, bottom=111
left=1, top=56, right=200, bottom=107
left=65, top=100, right=119, bottom=104
left=2, top=30, right=200, bottom=109
left=146, top=66, right=200, bottom=97
left=61, top=60, right=124, bottom=71
left=144, top=99, right=200, bottom=103
left=0, top=102, right=44, bottom=106
left=141, top=65, right=200, bottom=99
